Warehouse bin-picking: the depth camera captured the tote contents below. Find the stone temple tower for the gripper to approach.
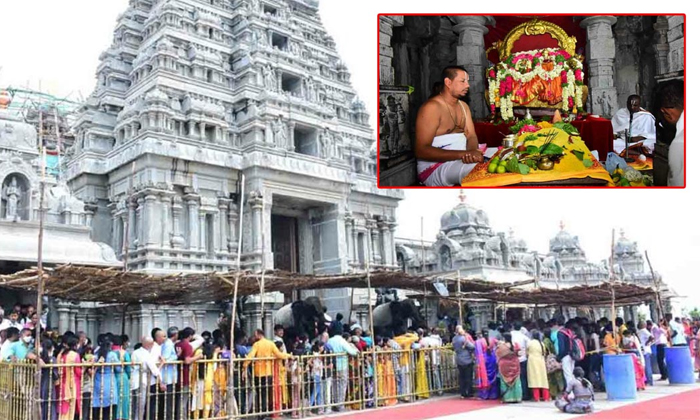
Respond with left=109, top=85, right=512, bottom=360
left=65, top=0, right=403, bottom=336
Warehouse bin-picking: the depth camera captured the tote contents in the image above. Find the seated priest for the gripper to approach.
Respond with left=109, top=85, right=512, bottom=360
left=415, top=66, right=483, bottom=186
left=611, top=94, right=656, bottom=153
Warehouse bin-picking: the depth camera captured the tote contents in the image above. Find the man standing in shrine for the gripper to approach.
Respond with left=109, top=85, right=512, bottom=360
left=656, top=80, right=684, bottom=186
left=415, top=66, right=483, bottom=186
left=611, top=94, right=656, bottom=153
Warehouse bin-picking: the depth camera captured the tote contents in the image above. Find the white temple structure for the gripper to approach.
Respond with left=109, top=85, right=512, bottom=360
left=395, top=192, right=668, bottom=329
left=53, top=0, right=402, bottom=337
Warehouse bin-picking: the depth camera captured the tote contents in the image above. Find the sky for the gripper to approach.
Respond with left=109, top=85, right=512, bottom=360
left=0, top=1, right=697, bottom=311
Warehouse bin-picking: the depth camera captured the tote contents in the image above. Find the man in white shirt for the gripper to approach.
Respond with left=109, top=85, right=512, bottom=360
left=668, top=314, right=687, bottom=346
left=510, top=321, right=531, bottom=400
left=637, top=321, right=654, bottom=386
left=132, top=336, right=163, bottom=420
left=657, top=80, right=684, bottom=186
left=612, top=95, right=657, bottom=153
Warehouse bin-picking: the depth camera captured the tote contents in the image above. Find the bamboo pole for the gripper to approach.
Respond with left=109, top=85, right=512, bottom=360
left=260, top=197, right=267, bottom=335
left=228, top=173, right=245, bottom=415
left=34, top=109, right=46, bottom=420
left=645, top=250, right=664, bottom=322
left=457, top=270, right=463, bottom=325
left=610, top=229, right=617, bottom=344
left=365, top=260, right=379, bottom=409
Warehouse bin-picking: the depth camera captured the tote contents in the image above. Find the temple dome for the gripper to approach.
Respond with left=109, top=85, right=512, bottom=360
left=614, top=230, right=639, bottom=257
left=439, top=191, right=491, bottom=233
left=549, top=222, right=584, bottom=255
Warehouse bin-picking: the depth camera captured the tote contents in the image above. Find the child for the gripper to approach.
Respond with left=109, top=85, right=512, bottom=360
left=308, top=342, right=325, bottom=413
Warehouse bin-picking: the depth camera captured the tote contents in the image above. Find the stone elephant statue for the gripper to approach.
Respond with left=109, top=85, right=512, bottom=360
left=373, top=298, right=426, bottom=337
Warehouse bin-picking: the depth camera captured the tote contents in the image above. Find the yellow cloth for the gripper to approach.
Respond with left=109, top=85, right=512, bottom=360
left=244, top=338, right=290, bottom=377
left=414, top=351, right=430, bottom=399
left=393, top=333, right=419, bottom=367
left=462, top=127, right=614, bottom=186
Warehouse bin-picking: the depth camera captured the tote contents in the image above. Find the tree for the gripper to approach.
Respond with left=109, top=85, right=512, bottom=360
left=689, top=307, right=700, bottom=321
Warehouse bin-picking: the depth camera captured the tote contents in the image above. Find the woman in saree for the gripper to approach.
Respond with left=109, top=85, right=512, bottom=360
left=496, top=332, right=522, bottom=403
left=378, top=340, right=398, bottom=406
left=543, top=328, right=565, bottom=398
left=622, top=330, right=646, bottom=390
left=473, top=330, right=490, bottom=399
left=57, top=335, right=82, bottom=420
left=413, top=341, right=430, bottom=399
left=113, top=335, right=131, bottom=420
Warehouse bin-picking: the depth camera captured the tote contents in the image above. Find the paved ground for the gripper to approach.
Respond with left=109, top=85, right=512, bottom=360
left=315, top=376, right=700, bottom=420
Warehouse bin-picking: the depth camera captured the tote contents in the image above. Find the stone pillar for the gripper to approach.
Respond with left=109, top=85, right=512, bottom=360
left=352, top=227, right=360, bottom=264
left=369, top=219, right=381, bottom=264
left=199, top=122, right=206, bottom=141
left=287, top=121, right=295, bottom=151
left=265, top=120, right=274, bottom=144
left=379, top=218, right=390, bottom=265
left=186, top=195, right=200, bottom=250
left=667, top=15, right=684, bottom=73
left=194, top=310, right=206, bottom=332
left=166, top=309, right=181, bottom=329
left=379, top=16, right=404, bottom=85
left=218, top=200, right=229, bottom=253
left=188, top=120, right=196, bottom=137
left=199, top=212, right=206, bottom=252
left=345, top=213, right=355, bottom=264
left=250, top=191, right=264, bottom=253
left=171, top=196, right=186, bottom=248
left=128, top=198, right=137, bottom=249
left=228, top=202, right=238, bottom=253
left=453, top=16, right=493, bottom=119
left=111, top=208, right=120, bottom=251
left=84, top=202, right=97, bottom=230
left=144, top=193, right=159, bottom=247
left=57, top=303, right=71, bottom=334
left=581, top=16, right=619, bottom=118
left=151, top=309, right=165, bottom=332
left=388, top=218, right=397, bottom=266
left=653, top=17, right=670, bottom=75
left=160, top=194, right=171, bottom=248
left=76, top=312, right=87, bottom=334
left=135, top=197, right=144, bottom=249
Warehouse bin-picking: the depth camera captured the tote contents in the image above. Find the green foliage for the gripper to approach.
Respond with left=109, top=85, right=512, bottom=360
left=523, top=135, right=538, bottom=143
left=689, top=307, right=700, bottom=320
left=582, top=159, right=593, bottom=168
left=571, top=150, right=585, bottom=161
left=540, top=142, right=564, bottom=155
left=553, top=122, right=578, bottom=135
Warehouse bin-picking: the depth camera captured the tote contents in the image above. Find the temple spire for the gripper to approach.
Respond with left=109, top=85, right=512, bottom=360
left=458, top=189, right=466, bottom=204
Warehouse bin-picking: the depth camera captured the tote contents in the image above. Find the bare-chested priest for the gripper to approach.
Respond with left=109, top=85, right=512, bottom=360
left=415, top=66, right=483, bottom=186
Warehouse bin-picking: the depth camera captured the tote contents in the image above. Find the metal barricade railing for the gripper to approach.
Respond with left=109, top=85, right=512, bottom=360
left=0, top=345, right=458, bottom=420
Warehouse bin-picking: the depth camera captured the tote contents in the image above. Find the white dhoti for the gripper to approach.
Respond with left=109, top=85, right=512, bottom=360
left=611, top=108, right=656, bottom=153
left=416, top=133, right=476, bottom=186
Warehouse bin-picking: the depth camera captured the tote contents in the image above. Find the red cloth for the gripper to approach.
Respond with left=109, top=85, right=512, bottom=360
left=176, top=340, right=194, bottom=387
left=474, top=118, right=613, bottom=158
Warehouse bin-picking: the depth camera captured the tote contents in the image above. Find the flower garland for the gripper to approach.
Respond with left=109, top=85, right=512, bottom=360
left=487, top=47, right=585, bottom=121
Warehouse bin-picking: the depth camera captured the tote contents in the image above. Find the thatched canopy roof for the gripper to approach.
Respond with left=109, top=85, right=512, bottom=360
left=0, top=265, right=534, bottom=305
left=461, top=282, right=657, bottom=307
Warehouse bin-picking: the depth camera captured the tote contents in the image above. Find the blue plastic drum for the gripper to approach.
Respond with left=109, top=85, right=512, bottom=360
left=665, top=346, right=695, bottom=384
left=603, top=354, right=637, bottom=400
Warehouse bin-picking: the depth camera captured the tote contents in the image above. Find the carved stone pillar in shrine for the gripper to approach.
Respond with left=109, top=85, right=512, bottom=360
left=453, top=16, right=494, bottom=120
left=581, top=16, right=619, bottom=118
